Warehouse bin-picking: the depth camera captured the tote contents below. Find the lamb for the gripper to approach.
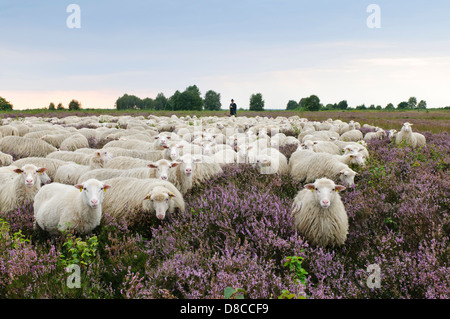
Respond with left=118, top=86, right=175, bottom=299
left=289, top=150, right=358, bottom=186
left=0, top=151, right=13, bottom=166
left=101, top=177, right=185, bottom=220
left=340, top=129, right=364, bottom=142
left=0, top=136, right=57, bottom=158
left=388, top=129, right=397, bottom=141
left=0, top=164, right=47, bottom=213
left=59, top=134, right=90, bottom=151
left=291, top=178, right=348, bottom=247
left=33, top=179, right=110, bottom=234
left=394, top=122, right=426, bottom=148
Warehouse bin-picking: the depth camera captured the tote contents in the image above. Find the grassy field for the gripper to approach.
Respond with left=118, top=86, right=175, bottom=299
left=2, top=109, right=449, bottom=133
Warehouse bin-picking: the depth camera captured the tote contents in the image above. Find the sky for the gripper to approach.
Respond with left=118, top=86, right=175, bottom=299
left=1, top=0, right=450, bottom=110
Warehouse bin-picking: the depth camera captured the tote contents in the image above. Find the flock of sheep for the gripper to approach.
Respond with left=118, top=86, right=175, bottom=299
left=0, top=114, right=425, bottom=248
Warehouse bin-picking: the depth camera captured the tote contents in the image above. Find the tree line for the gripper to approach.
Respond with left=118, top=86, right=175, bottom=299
left=286, top=95, right=428, bottom=111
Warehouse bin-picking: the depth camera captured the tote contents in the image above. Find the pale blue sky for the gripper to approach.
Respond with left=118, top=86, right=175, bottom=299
left=1, top=0, right=450, bottom=109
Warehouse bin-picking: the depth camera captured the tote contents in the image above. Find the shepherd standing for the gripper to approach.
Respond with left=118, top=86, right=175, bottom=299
left=229, top=99, right=237, bottom=116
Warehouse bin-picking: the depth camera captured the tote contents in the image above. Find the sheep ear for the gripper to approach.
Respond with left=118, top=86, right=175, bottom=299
left=14, top=168, right=23, bottom=174
left=103, top=184, right=111, bottom=191
left=96, top=151, right=101, bottom=157
left=313, top=141, right=318, bottom=145
left=148, top=163, right=158, bottom=168
left=162, top=145, right=169, bottom=149
left=168, top=192, right=175, bottom=198
left=335, top=185, right=346, bottom=192
left=170, top=162, right=179, bottom=168
left=37, top=167, right=47, bottom=174
left=144, top=194, right=150, bottom=200
left=349, top=155, right=354, bottom=158
left=167, top=136, right=171, bottom=139
left=194, top=158, right=202, bottom=163
left=74, top=184, right=83, bottom=191
left=177, top=144, right=184, bottom=148
left=304, top=184, right=314, bottom=191
left=154, top=136, right=159, bottom=139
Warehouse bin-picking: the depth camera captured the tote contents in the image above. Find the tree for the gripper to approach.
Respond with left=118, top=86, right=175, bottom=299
left=0, top=96, right=13, bottom=111
left=249, top=93, right=265, bottom=111
left=368, top=104, right=376, bottom=110
left=48, top=102, right=56, bottom=110
left=376, top=105, right=382, bottom=110
left=167, top=91, right=181, bottom=111
left=408, top=96, right=417, bottom=109
left=204, top=90, right=222, bottom=111
left=68, top=99, right=81, bottom=111
left=355, top=104, right=367, bottom=110
left=286, top=100, right=299, bottom=110
left=153, top=93, right=168, bottom=110
left=115, top=94, right=142, bottom=110
left=397, top=101, right=409, bottom=110
left=417, top=100, right=427, bottom=109
left=337, top=100, right=348, bottom=110
left=142, top=97, right=154, bottom=110
left=385, top=103, right=394, bottom=110
left=57, top=103, right=64, bottom=110
left=300, top=95, right=321, bottom=111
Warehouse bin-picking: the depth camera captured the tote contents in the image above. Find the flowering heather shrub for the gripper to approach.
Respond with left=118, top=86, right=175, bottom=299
left=0, top=130, right=448, bottom=299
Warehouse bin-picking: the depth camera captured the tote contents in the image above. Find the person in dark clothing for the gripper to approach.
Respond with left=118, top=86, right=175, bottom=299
left=229, top=99, right=237, bottom=116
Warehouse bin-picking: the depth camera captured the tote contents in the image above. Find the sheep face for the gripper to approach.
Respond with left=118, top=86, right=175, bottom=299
left=202, top=142, right=215, bottom=156
left=338, top=168, right=357, bottom=187
left=177, top=154, right=201, bottom=176
left=74, top=179, right=110, bottom=209
left=304, top=178, right=346, bottom=209
left=96, top=150, right=113, bottom=163
left=148, top=159, right=178, bottom=181
left=402, top=123, right=413, bottom=133
left=348, top=153, right=366, bottom=166
left=144, top=190, right=175, bottom=220
left=154, top=133, right=171, bottom=147
left=14, top=164, right=47, bottom=188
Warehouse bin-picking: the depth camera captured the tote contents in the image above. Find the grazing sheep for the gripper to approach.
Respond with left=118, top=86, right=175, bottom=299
left=77, top=168, right=124, bottom=184
left=102, top=146, right=164, bottom=161
left=104, top=156, right=152, bottom=170
left=342, top=144, right=370, bottom=160
left=191, top=154, right=223, bottom=186
left=300, top=140, right=342, bottom=155
left=340, top=129, right=364, bottom=142
left=289, top=150, right=358, bottom=186
left=255, top=148, right=289, bottom=175
left=59, top=134, right=90, bottom=151
left=0, top=125, right=19, bottom=137
left=291, top=178, right=348, bottom=247
left=364, top=128, right=386, bottom=141
left=41, top=133, right=73, bottom=148
left=0, top=164, right=47, bottom=213
left=0, top=151, right=13, bottom=166
left=395, top=122, right=426, bottom=148
left=0, top=136, right=57, bottom=158
left=33, top=179, right=110, bottom=234
left=101, top=177, right=185, bottom=220
left=211, top=149, right=237, bottom=166
left=53, top=151, right=113, bottom=184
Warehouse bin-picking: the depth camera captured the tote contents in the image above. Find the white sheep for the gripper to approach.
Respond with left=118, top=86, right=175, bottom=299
left=0, top=164, right=47, bottom=213
left=0, top=136, right=57, bottom=158
left=101, top=177, right=185, bottom=220
left=300, top=140, right=342, bottom=155
left=13, top=157, right=70, bottom=180
left=289, top=150, right=358, bottom=186
left=168, top=153, right=201, bottom=194
left=211, top=149, right=237, bottom=166
left=119, top=159, right=179, bottom=181
left=59, top=134, right=90, bottom=151
left=53, top=151, right=113, bottom=184
left=255, top=148, right=289, bottom=175
left=0, top=151, right=13, bottom=167
left=364, top=128, right=387, bottom=141
left=340, top=129, right=364, bottom=142
left=33, top=179, right=110, bottom=234
left=291, top=178, right=348, bottom=247
left=394, top=122, right=426, bottom=148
